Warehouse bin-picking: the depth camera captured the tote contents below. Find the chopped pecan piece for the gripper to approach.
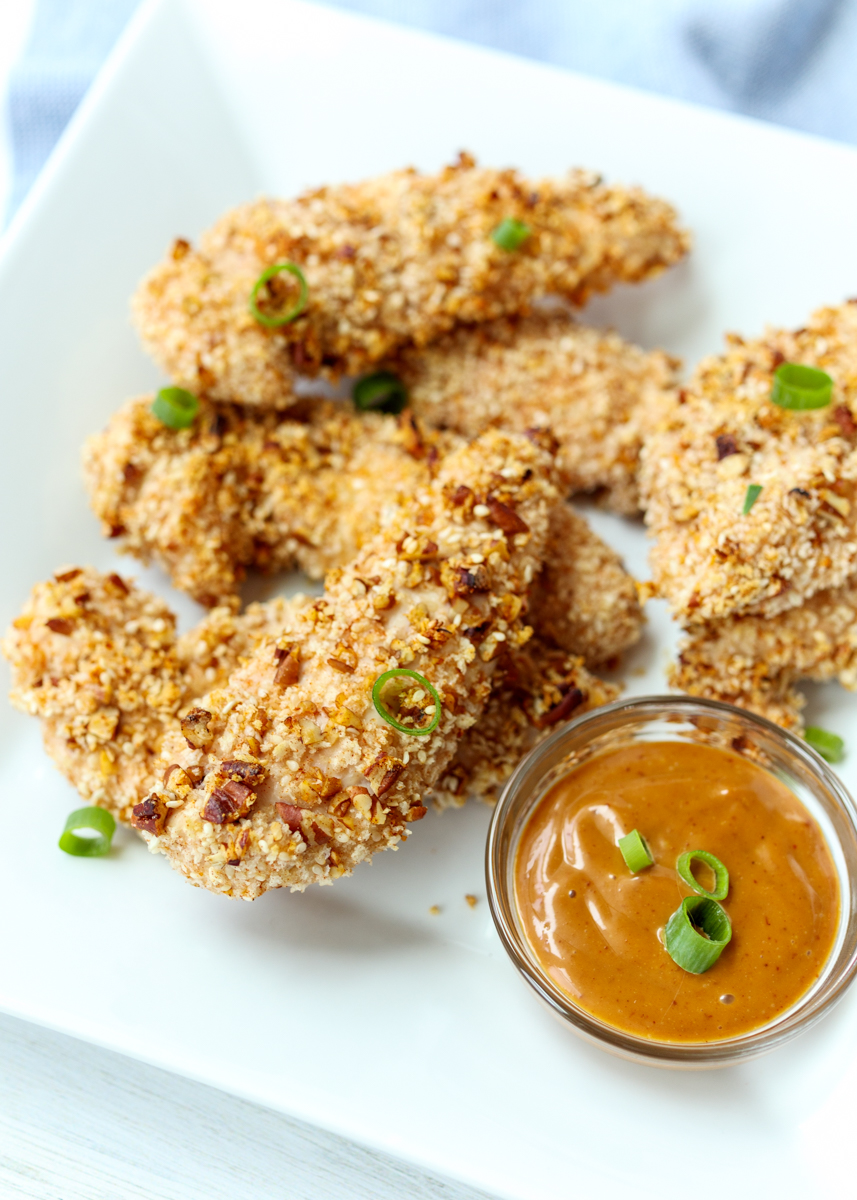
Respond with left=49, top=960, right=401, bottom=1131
left=221, top=759, right=266, bottom=785
left=452, top=564, right=490, bottom=595
left=486, top=497, right=529, bottom=536
left=450, top=484, right=474, bottom=507
left=53, top=568, right=82, bottom=583
left=328, top=658, right=355, bottom=673
left=45, top=618, right=73, bottom=635
left=180, top=707, right=213, bottom=749
left=131, top=793, right=169, bottom=835
left=204, top=785, right=249, bottom=824
left=541, top=686, right=585, bottom=728
left=715, top=433, right=738, bottom=460
left=107, top=573, right=129, bottom=595
left=171, top=237, right=191, bottom=260
left=365, top=754, right=405, bottom=797
left=405, top=804, right=428, bottom=822
left=462, top=618, right=491, bottom=643
left=273, top=644, right=301, bottom=687
left=834, top=406, right=857, bottom=438
left=275, top=802, right=304, bottom=832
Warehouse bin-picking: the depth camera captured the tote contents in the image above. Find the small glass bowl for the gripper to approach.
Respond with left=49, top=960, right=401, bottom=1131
left=486, top=695, right=857, bottom=1068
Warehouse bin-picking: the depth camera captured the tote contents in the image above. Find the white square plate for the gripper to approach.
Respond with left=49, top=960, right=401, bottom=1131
left=2, top=2, right=857, bottom=1196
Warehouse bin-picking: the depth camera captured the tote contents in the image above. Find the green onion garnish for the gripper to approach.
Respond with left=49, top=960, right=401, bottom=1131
left=353, top=371, right=408, bottom=415
left=742, top=484, right=762, bottom=514
left=805, top=726, right=845, bottom=764
left=372, top=668, right=441, bottom=736
left=665, top=895, right=732, bottom=974
left=676, top=850, right=729, bottom=901
left=152, top=387, right=199, bottom=430
left=249, top=261, right=309, bottom=327
left=771, top=362, right=834, bottom=411
left=490, top=218, right=531, bottom=252
left=618, top=829, right=654, bottom=873
left=59, top=806, right=116, bottom=857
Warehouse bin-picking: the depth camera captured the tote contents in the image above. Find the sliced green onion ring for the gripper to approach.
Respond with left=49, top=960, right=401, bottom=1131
left=742, top=483, right=762, bottom=514
left=490, top=218, right=531, bottom=251
left=249, top=262, right=309, bottom=327
left=805, top=726, right=845, bottom=764
left=372, top=668, right=441, bottom=736
left=665, top=895, right=732, bottom=974
left=353, top=371, right=408, bottom=414
left=676, top=849, right=729, bottom=900
left=151, top=387, right=199, bottom=430
left=771, top=362, right=833, bottom=411
left=59, top=806, right=116, bottom=857
left=618, top=828, right=654, bottom=873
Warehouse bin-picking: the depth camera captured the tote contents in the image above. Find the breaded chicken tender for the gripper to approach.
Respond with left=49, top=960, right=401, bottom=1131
left=398, top=311, right=680, bottom=513
left=137, top=430, right=560, bottom=897
left=641, top=300, right=857, bottom=622
left=132, top=154, right=690, bottom=406
left=670, top=576, right=857, bottom=731
left=7, top=432, right=562, bottom=897
left=84, top=396, right=643, bottom=666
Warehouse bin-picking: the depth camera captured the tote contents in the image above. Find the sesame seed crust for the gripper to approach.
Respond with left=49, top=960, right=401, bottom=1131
left=131, top=154, right=689, bottom=406
left=398, top=310, right=681, bottom=513
left=640, top=300, right=857, bottom=622
left=83, top=396, right=642, bottom=667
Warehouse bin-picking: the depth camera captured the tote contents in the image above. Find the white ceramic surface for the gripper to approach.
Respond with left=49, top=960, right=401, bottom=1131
left=1, top=2, right=857, bottom=1197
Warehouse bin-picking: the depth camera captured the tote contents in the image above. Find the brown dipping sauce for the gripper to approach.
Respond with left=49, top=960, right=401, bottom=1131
left=515, top=740, right=840, bottom=1043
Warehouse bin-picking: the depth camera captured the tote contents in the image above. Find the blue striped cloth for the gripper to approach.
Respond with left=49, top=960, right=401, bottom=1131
left=5, top=0, right=857, bottom=224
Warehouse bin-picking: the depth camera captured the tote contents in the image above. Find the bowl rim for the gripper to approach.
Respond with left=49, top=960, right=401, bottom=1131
left=485, top=693, right=857, bottom=1068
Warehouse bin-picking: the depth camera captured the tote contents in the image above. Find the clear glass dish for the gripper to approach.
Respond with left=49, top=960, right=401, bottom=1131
left=485, top=695, right=857, bottom=1068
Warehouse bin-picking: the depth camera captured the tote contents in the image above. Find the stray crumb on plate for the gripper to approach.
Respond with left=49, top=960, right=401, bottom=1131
left=429, top=905, right=441, bottom=916
left=465, top=894, right=478, bottom=908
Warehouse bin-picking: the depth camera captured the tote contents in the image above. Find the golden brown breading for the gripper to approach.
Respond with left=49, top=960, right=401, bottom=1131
left=139, top=429, right=559, bottom=897
left=132, top=154, right=690, bottom=406
left=670, top=575, right=857, bottom=730
left=430, top=639, right=619, bottom=809
left=528, top=502, right=642, bottom=667
left=641, top=300, right=857, bottom=623
left=83, top=395, right=452, bottom=607
left=398, top=310, right=680, bottom=513
left=84, top=396, right=643, bottom=666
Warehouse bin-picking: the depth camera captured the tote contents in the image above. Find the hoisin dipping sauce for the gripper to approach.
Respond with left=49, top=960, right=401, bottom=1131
left=514, top=740, right=839, bottom=1043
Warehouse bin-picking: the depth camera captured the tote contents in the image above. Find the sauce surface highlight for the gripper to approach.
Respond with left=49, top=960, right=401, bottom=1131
left=514, top=740, right=839, bottom=1042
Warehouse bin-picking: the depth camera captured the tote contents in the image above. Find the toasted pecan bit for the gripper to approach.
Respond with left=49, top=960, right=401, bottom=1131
left=45, top=618, right=73, bottom=636
left=715, top=433, right=738, bottom=460
left=452, top=564, right=491, bottom=596
left=180, top=706, right=213, bottom=749
left=108, top=524, right=125, bottom=538
left=171, top=237, right=191, bottom=261
left=450, top=484, right=474, bottom=507
left=203, top=778, right=256, bottom=824
left=107, top=572, right=130, bottom=595
left=541, top=686, right=585, bottom=727
left=462, top=618, right=491, bottom=643
left=486, top=496, right=529, bottom=536
left=221, top=759, right=266, bottom=786
left=405, top=804, right=428, bottom=822
left=53, top=568, right=83, bottom=583
left=131, top=793, right=169, bottom=835
left=790, top=487, right=811, bottom=499
left=327, top=658, right=356, bottom=673
left=275, top=801, right=304, bottom=832
left=834, top=406, right=857, bottom=438
left=273, top=645, right=301, bottom=687
left=365, top=753, right=405, bottom=796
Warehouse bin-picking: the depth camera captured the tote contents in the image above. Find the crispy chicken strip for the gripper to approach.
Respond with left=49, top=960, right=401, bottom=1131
left=84, top=396, right=642, bottom=665
left=640, top=300, right=857, bottom=623
left=6, top=432, right=560, bottom=896
left=670, top=576, right=857, bottom=731
left=398, top=311, right=680, bottom=514
left=132, top=154, right=689, bottom=406
left=136, top=430, right=559, bottom=897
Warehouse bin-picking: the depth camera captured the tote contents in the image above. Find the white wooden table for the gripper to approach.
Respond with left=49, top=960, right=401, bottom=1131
left=0, top=4, right=489, bottom=1194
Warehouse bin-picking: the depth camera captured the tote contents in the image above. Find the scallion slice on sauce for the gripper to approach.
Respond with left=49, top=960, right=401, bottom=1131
left=771, top=362, right=833, bottom=411
left=372, top=669, right=441, bottom=736
left=59, top=806, right=116, bottom=857
left=151, top=387, right=199, bottom=430
left=353, top=371, right=408, bottom=414
left=742, top=483, right=762, bottom=514
left=249, top=262, right=309, bottom=327
left=665, top=895, right=732, bottom=974
left=618, top=828, right=653, bottom=873
left=805, top=726, right=845, bottom=764
left=490, top=218, right=531, bottom=251
left=676, top=849, right=729, bottom=901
